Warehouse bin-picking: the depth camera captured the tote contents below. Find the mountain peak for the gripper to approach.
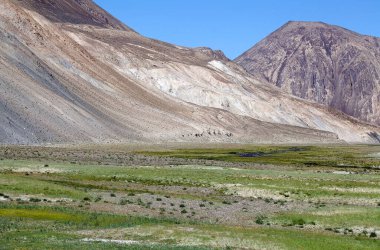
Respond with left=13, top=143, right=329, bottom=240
left=235, top=22, right=380, bottom=126
left=283, top=20, right=328, bottom=26
left=274, top=21, right=367, bottom=39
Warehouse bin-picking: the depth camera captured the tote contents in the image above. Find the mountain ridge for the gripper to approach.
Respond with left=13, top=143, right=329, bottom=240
left=15, top=0, right=134, bottom=31
left=1, top=0, right=379, bottom=145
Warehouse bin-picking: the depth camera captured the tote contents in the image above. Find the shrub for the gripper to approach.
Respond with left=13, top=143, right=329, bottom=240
left=119, top=199, right=130, bottom=205
left=274, top=199, right=286, bottom=205
left=137, top=198, right=144, bottom=206
left=29, top=198, right=41, bottom=202
left=370, top=232, right=377, bottom=238
left=255, top=215, right=266, bottom=225
left=292, top=218, right=306, bottom=226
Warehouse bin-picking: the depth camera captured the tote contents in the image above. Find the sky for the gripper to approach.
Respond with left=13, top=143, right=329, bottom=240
left=94, top=0, right=380, bottom=59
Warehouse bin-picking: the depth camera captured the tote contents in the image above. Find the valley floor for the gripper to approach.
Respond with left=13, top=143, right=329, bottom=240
left=0, top=144, right=379, bottom=249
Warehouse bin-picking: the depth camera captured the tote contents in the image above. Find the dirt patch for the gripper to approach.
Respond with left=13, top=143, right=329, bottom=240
left=81, top=238, right=139, bottom=245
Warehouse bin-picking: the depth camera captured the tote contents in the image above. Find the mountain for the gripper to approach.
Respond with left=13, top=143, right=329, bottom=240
left=235, top=21, right=380, bottom=126
left=17, top=0, right=131, bottom=31
left=0, top=1, right=379, bottom=145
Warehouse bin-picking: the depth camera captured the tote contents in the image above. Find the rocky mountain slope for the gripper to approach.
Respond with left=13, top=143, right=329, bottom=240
left=0, top=0, right=379, bottom=144
left=235, top=21, right=380, bottom=126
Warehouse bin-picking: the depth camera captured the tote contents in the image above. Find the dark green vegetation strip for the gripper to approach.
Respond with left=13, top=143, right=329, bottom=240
left=138, top=145, right=380, bottom=168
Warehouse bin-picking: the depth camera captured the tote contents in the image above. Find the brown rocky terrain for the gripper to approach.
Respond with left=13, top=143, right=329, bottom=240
left=235, top=21, right=380, bottom=126
left=0, top=1, right=379, bottom=145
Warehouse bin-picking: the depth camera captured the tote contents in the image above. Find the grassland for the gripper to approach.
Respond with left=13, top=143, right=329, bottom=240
left=0, top=145, right=379, bottom=249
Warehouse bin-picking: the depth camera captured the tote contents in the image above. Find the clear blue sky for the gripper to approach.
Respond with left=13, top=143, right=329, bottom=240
left=94, top=0, right=380, bottom=59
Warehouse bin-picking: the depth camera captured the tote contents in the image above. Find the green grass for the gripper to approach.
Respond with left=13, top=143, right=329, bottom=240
left=0, top=204, right=182, bottom=229
left=0, top=205, right=378, bottom=250
left=137, top=145, right=380, bottom=168
left=0, top=205, right=205, bottom=249
left=1, top=159, right=379, bottom=203
left=269, top=206, right=380, bottom=228
left=1, top=145, right=380, bottom=249
left=0, top=174, right=88, bottom=199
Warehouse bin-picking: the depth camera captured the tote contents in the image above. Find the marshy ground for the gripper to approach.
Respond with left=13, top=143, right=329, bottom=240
left=0, top=144, right=379, bottom=249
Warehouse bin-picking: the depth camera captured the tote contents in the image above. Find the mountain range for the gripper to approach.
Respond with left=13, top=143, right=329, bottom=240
left=0, top=0, right=379, bottom=145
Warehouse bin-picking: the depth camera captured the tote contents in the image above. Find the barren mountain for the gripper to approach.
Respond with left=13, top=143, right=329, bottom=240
left=0, top=1, right=379, bottom=144
left=235, top=21, right=380, bottom=126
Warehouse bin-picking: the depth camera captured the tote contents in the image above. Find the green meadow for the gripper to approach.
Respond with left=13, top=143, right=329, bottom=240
left=0, top=145, right=379, bottom=249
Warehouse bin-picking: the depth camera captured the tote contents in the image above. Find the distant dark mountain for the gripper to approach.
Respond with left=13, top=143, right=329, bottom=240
left=235, top=21, right=380, bottom=126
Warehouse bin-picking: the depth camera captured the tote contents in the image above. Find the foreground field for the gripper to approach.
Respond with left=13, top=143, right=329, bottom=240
left=0, top=145, right=379, bottom=249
